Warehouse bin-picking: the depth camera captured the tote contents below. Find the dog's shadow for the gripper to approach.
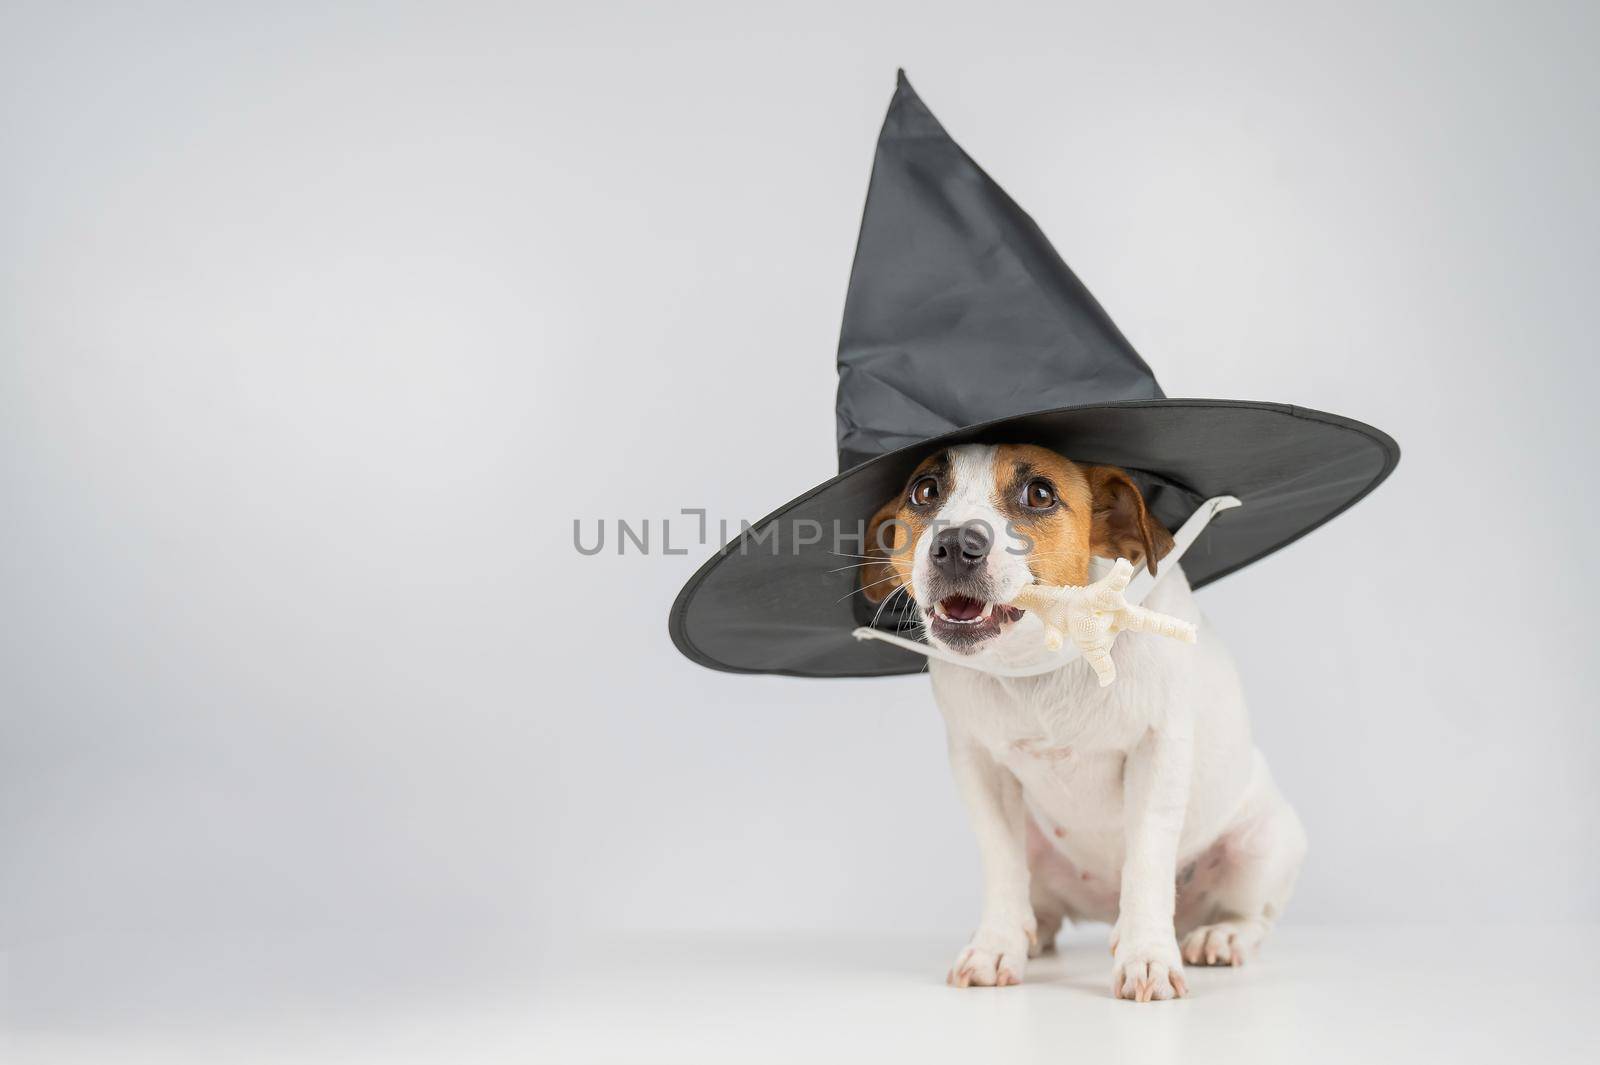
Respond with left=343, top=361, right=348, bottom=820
left=1030, top=936, right=1186, bottom=998
left=878, top=931, right=1266, bottom=1001
left=822, top=930, right=1129, bottom=996
left=677, top=930, right=1262, bottom=1003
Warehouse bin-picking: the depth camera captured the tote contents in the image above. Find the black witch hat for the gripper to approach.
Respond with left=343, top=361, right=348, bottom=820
left=670, top=72, right=1398, bottom=678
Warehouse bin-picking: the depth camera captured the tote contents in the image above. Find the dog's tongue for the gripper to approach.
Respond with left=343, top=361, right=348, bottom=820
left=941, top=595, right=985, bottom=621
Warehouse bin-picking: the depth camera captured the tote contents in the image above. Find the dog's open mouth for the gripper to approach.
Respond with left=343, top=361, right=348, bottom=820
left=927, top=595, right=1025, bottom=651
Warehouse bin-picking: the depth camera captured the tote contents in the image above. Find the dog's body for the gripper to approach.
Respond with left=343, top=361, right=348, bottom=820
left=863, top=443, right=1306, bottom=1001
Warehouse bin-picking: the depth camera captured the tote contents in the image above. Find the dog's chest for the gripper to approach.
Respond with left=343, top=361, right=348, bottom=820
left=931, top=663, right=1148, bottom=774
left=928, top=658, right=1152, bottom=825
left=932, top=663, right=1155, bottom=870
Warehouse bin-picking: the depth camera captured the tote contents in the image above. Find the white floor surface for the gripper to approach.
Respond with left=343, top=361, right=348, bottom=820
left=4, top=924, right=1595, bottom=1063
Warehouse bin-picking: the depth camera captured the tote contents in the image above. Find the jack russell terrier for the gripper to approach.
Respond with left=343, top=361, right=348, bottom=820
left=860, top=443, right=1307, bottom=1002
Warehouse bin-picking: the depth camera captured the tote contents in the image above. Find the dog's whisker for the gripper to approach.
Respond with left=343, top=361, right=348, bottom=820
left=869, top=582, right=914, bottom=631
left=826, top=561, right=883, bottom=574
left=868, top=585, right=896, bottom=629
left=837, top=572, right=904, bottom=603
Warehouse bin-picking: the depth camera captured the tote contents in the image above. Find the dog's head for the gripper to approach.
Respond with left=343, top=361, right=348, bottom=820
left=860, top=443, right=1175, bottom=657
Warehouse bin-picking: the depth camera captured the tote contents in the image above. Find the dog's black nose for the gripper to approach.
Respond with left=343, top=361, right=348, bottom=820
left=930, top=522, right=990, bottom=574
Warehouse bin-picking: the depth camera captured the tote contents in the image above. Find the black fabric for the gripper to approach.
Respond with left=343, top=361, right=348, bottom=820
left=668, top=73, right=1399, bottom=678
left=836, top=72, right=1164, bottom=473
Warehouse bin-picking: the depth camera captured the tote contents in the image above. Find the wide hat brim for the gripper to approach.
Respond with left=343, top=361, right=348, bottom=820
left=670, top=400, right=1398, bottom=678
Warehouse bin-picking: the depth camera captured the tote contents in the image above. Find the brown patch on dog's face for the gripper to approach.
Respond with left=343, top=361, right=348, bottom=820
left=860, top=450, right=949, bottom=605
left=990, top=444, right=1095, bottom=587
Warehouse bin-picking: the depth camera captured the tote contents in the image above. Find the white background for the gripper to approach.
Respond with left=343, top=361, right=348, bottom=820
left=3, top=0, right=1597, bottom=1058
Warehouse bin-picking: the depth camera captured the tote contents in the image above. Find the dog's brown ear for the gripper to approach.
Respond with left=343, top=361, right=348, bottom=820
left=1086, top=466, right=1175, bottom=576
left=860, top=496, right=906, bottom=605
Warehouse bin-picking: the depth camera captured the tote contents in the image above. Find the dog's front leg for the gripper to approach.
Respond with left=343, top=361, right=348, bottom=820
left=1110, top=725, right=1193, bottom=1002
left=945, top=729, right=1034, bottom=988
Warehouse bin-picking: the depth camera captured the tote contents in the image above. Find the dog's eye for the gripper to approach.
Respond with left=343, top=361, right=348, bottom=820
left=1022, top=479, right=1056, bottom=510
left=909, top=476, right=940, bottom=507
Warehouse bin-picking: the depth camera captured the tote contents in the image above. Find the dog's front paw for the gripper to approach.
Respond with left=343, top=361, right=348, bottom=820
left=947, top=919, right=1034, bottom=988
left=1110, top=928, right=1187, bottom=1002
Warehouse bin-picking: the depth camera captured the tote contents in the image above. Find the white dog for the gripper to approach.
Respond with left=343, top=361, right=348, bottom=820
left=860, top=443, right=1306, bottom=1002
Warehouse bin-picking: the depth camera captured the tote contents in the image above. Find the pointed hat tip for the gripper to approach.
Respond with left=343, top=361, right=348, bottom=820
left=882, top=68, right=940, bottom=137
left=892, top=69, right=925, bottom=110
